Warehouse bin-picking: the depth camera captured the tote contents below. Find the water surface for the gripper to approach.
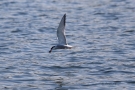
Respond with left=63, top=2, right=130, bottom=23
left=0, top=0, right=135, bottom=90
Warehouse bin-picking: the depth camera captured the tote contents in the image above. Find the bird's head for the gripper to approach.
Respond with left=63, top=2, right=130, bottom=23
left=49, top=46, right=56, bottom=53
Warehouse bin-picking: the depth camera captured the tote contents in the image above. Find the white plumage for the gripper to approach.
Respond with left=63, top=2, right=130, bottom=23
left=57, top=14, right=67, bottom=45
left=49, top=14, right=73, bottom=53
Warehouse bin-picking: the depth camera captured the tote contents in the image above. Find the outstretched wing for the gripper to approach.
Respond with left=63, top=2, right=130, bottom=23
left=57, top=14, right=67, bottom=45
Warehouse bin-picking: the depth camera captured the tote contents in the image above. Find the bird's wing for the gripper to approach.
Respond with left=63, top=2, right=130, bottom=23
left=57, top=14, right=67, bottom=45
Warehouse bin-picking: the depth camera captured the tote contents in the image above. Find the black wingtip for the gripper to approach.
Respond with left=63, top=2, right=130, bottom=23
left=64, top=14, right=66, bottom=18
left=63, top=14, right=66, bottom=26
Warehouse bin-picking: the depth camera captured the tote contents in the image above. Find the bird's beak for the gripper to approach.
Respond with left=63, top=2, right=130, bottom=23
left=49, top=50, right=51, bottom=53
left=49, top=46, right=55, bottom=53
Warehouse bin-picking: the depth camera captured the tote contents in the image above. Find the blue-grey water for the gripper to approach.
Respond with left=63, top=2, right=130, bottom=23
left=0, top=0, right=135, bottom=90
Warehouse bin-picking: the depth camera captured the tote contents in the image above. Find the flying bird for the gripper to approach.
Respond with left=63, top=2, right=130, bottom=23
left=49, top=14, right=73, bottom=53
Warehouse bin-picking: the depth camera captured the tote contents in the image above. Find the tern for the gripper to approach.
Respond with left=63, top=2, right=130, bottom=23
left=49, top=14, right=73, bottom=53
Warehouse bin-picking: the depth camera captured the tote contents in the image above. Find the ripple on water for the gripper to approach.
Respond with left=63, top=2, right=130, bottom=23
left=0, top=0, right=135, bottom=90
